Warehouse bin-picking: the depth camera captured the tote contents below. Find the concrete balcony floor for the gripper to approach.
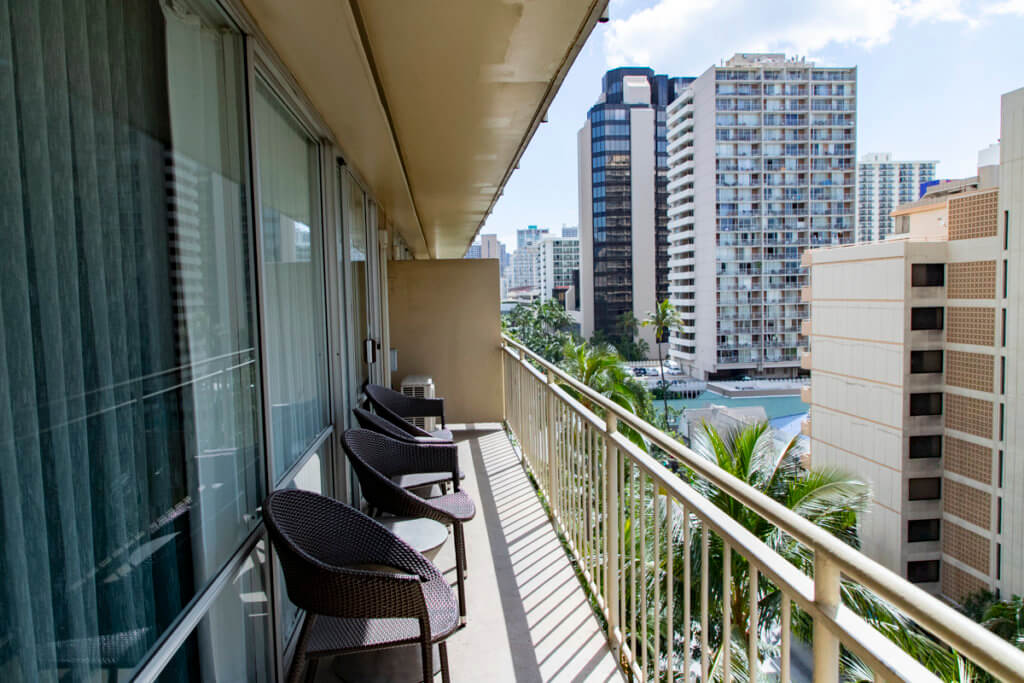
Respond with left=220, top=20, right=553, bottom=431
left=320, top=427, right=623, bottom=682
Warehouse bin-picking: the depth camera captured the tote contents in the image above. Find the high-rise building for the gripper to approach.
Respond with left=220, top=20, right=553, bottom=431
left=512, top=243, right=540, bottom=290
left=562, top=225, right=579, bottom=238
left=803, top=100, right=1023, bottom=602
left=517, top=224, right=549, bottom=250
left=578, top=67, right=691, bottom=353
left=665, top=53, right=857, bottom=380
left=996, top=87, right=1024, bottom=603
left=536, top=236, right=580, bottom=299
left=479, top=233, right=503, bottom=260
left=857, top=153, right=938, bottom=242
left=465, top=242, right=482, bottom=259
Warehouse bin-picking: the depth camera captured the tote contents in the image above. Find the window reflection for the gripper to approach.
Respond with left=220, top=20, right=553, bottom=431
left=0, top=1, right=263, bottom=679
left=254, top=79, right=330, bottom=482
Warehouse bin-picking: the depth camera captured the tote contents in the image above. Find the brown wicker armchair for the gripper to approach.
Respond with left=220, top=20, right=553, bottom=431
left=353, top=407, right=464, bottom=494
left=262, top=489, right=459, bottom=683
left=341, top=429, right=476, bottom=623
left=364, top=383, right=453, bottom=441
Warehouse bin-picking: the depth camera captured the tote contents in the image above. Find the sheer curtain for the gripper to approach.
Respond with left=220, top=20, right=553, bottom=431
left=0, top=1, right=267, bottom=679
left=254, top=78, right=330, bottom=483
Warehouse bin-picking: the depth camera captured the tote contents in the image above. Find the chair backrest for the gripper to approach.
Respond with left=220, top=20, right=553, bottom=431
left=263, top=489, right=364, bottom=613
left=363, top=384, right=434, bottom=437
left=353, top=406, right=419, bottom=442
left=263, top=489, right=435, bottom=619
left=341, top=429, right=439, bottom=521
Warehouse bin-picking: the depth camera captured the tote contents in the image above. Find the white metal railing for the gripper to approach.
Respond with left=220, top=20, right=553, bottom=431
left=501, top=335, right=1024, bottom=683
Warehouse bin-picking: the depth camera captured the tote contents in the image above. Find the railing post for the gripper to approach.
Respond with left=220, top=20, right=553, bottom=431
left=603, top=412, right=620, bottom=654
left=546, top=369, right=557, bottom=508
left=813, top=551, right=841, bottom=683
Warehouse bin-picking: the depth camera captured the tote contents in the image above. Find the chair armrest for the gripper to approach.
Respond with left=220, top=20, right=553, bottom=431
left=281, top=560, right=431, bottom=619
left=413, top=435, right=452, bottom=445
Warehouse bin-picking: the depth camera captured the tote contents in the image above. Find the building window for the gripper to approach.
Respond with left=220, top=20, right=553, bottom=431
left=911, top=307, right=944, bottom=330
left=255, top=77, right=331, bottom=482
left=909, top=393, right=943, bottom=416
left=910, top=350, right=943, bottom=374
left=911, top=263, right=945, bottom=287
left=907, top=560, right=941, bottom=583
left=0, top=0, right=268, bottom=678
left=909, top=435, right=942, bottom=459
left=907, top=519, right=941, bottom=542
left=908, top=477, right=942, bottom=500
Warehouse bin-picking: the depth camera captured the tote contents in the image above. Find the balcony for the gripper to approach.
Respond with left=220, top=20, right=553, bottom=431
left=498, top=337, right=1023, bottom=682
left=422, top=428, right=623, bottom=681
left=800, top=349, right=812, bottom=370
left=6, top=0, right=1024, bottom=677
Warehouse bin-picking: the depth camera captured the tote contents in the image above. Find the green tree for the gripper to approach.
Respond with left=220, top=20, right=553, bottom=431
left=557, top=340, right=652, bottom=449
left=625, top=421, right=961, bottom=680
left=504, top=299, right=575, bottom=362
left=982, top=595, right=1024, bottom=650
left=615, top=312, right=650, bottom=361
left=641, top=299, right=684, bottom=421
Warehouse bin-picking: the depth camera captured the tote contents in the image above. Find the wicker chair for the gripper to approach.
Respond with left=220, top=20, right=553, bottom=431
left=341, top=429, right=476, bottom=622
left=263, top=489, right=459, bottom=683
left=353, top=407, right=464, bottom=494
left=364, top=383, right=454, bottom=441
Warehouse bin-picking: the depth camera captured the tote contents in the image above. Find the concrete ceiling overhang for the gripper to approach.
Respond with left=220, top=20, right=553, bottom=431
left=240, top=0, right=605, bottom=259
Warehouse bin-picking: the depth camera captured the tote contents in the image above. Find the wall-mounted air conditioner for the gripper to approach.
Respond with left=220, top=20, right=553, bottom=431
left=400, top=375, right=435, bottom=432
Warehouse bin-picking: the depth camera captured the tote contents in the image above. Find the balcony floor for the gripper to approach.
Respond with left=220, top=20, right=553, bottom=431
left=320, top=427, right=623, bottom=682
left=443, top=427, right=623, bottom=682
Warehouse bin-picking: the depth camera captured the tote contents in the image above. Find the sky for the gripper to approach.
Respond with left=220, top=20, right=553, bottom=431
left=478, top=0, right=1024, bottom=250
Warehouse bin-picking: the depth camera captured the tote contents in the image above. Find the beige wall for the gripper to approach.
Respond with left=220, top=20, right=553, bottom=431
left=387, top=259, right=503, bottom=423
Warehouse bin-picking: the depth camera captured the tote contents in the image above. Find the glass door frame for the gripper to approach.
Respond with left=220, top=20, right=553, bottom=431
left=125, top=0, right=367, bottom=678
left=338, top=164, right=385, bottom=391
left=247, top=40, right=342, bottom=682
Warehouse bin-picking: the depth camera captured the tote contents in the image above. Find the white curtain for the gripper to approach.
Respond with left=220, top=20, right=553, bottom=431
left=0, top=1, right=266, bottom=679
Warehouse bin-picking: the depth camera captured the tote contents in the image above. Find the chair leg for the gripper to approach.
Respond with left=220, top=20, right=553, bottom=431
left=439, top=641, right=451, bottom=683
left=419, top=619, right=434, bottom=682
left=454, top=522, right=467, bottom=624
left=287, top=614, right=317, bottom=683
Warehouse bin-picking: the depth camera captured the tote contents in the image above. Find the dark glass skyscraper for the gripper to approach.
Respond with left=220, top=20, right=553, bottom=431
left=579, top=68, right=691, bottom=351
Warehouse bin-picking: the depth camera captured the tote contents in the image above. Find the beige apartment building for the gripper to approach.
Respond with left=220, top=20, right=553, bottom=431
left=802, top=92, right=1020, bottom=603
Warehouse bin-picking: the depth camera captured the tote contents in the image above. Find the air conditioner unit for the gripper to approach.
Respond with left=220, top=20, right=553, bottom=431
left=400, top=375, right=435, bottom=432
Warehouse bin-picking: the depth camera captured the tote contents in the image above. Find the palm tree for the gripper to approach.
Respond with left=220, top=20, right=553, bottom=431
left=625, top=421, right=961, bottom=680
left=558, top=340, right=652, bottom=449
left=983, top=595, right=1024, bottom=649
left=641, top=299, right=684, bottom=423
left=505, top=299, right=574, bottom=362
left=558, top=340, right=651, bottom=418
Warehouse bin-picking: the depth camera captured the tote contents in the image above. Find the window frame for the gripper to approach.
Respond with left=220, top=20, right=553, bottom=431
left=134, top=0, right=363, bottom=678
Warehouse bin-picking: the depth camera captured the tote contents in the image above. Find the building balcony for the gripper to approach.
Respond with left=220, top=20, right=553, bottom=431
left=801, top=384, right=812, bottom=404
left=7, top=0, right=1023, bottom=676
left=409, top=427, right=624, bottom=682
left=800, top=349, right=812, bottom=370
left=801, top=319, right=812, bottom=336
left=801, top=286, right=812, bottom=302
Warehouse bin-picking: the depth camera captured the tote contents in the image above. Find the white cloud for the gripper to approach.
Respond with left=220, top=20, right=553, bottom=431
left=983, top=0, right=1024, bottom=14
left=602, top=0, right=1006, bottom=71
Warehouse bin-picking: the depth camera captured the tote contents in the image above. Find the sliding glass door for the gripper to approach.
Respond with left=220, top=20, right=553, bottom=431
left=0, top=0, right=271, bottom=679
left=341, top=168, right=384, bottom=394
left=1, top=0, right=383, bottom=679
